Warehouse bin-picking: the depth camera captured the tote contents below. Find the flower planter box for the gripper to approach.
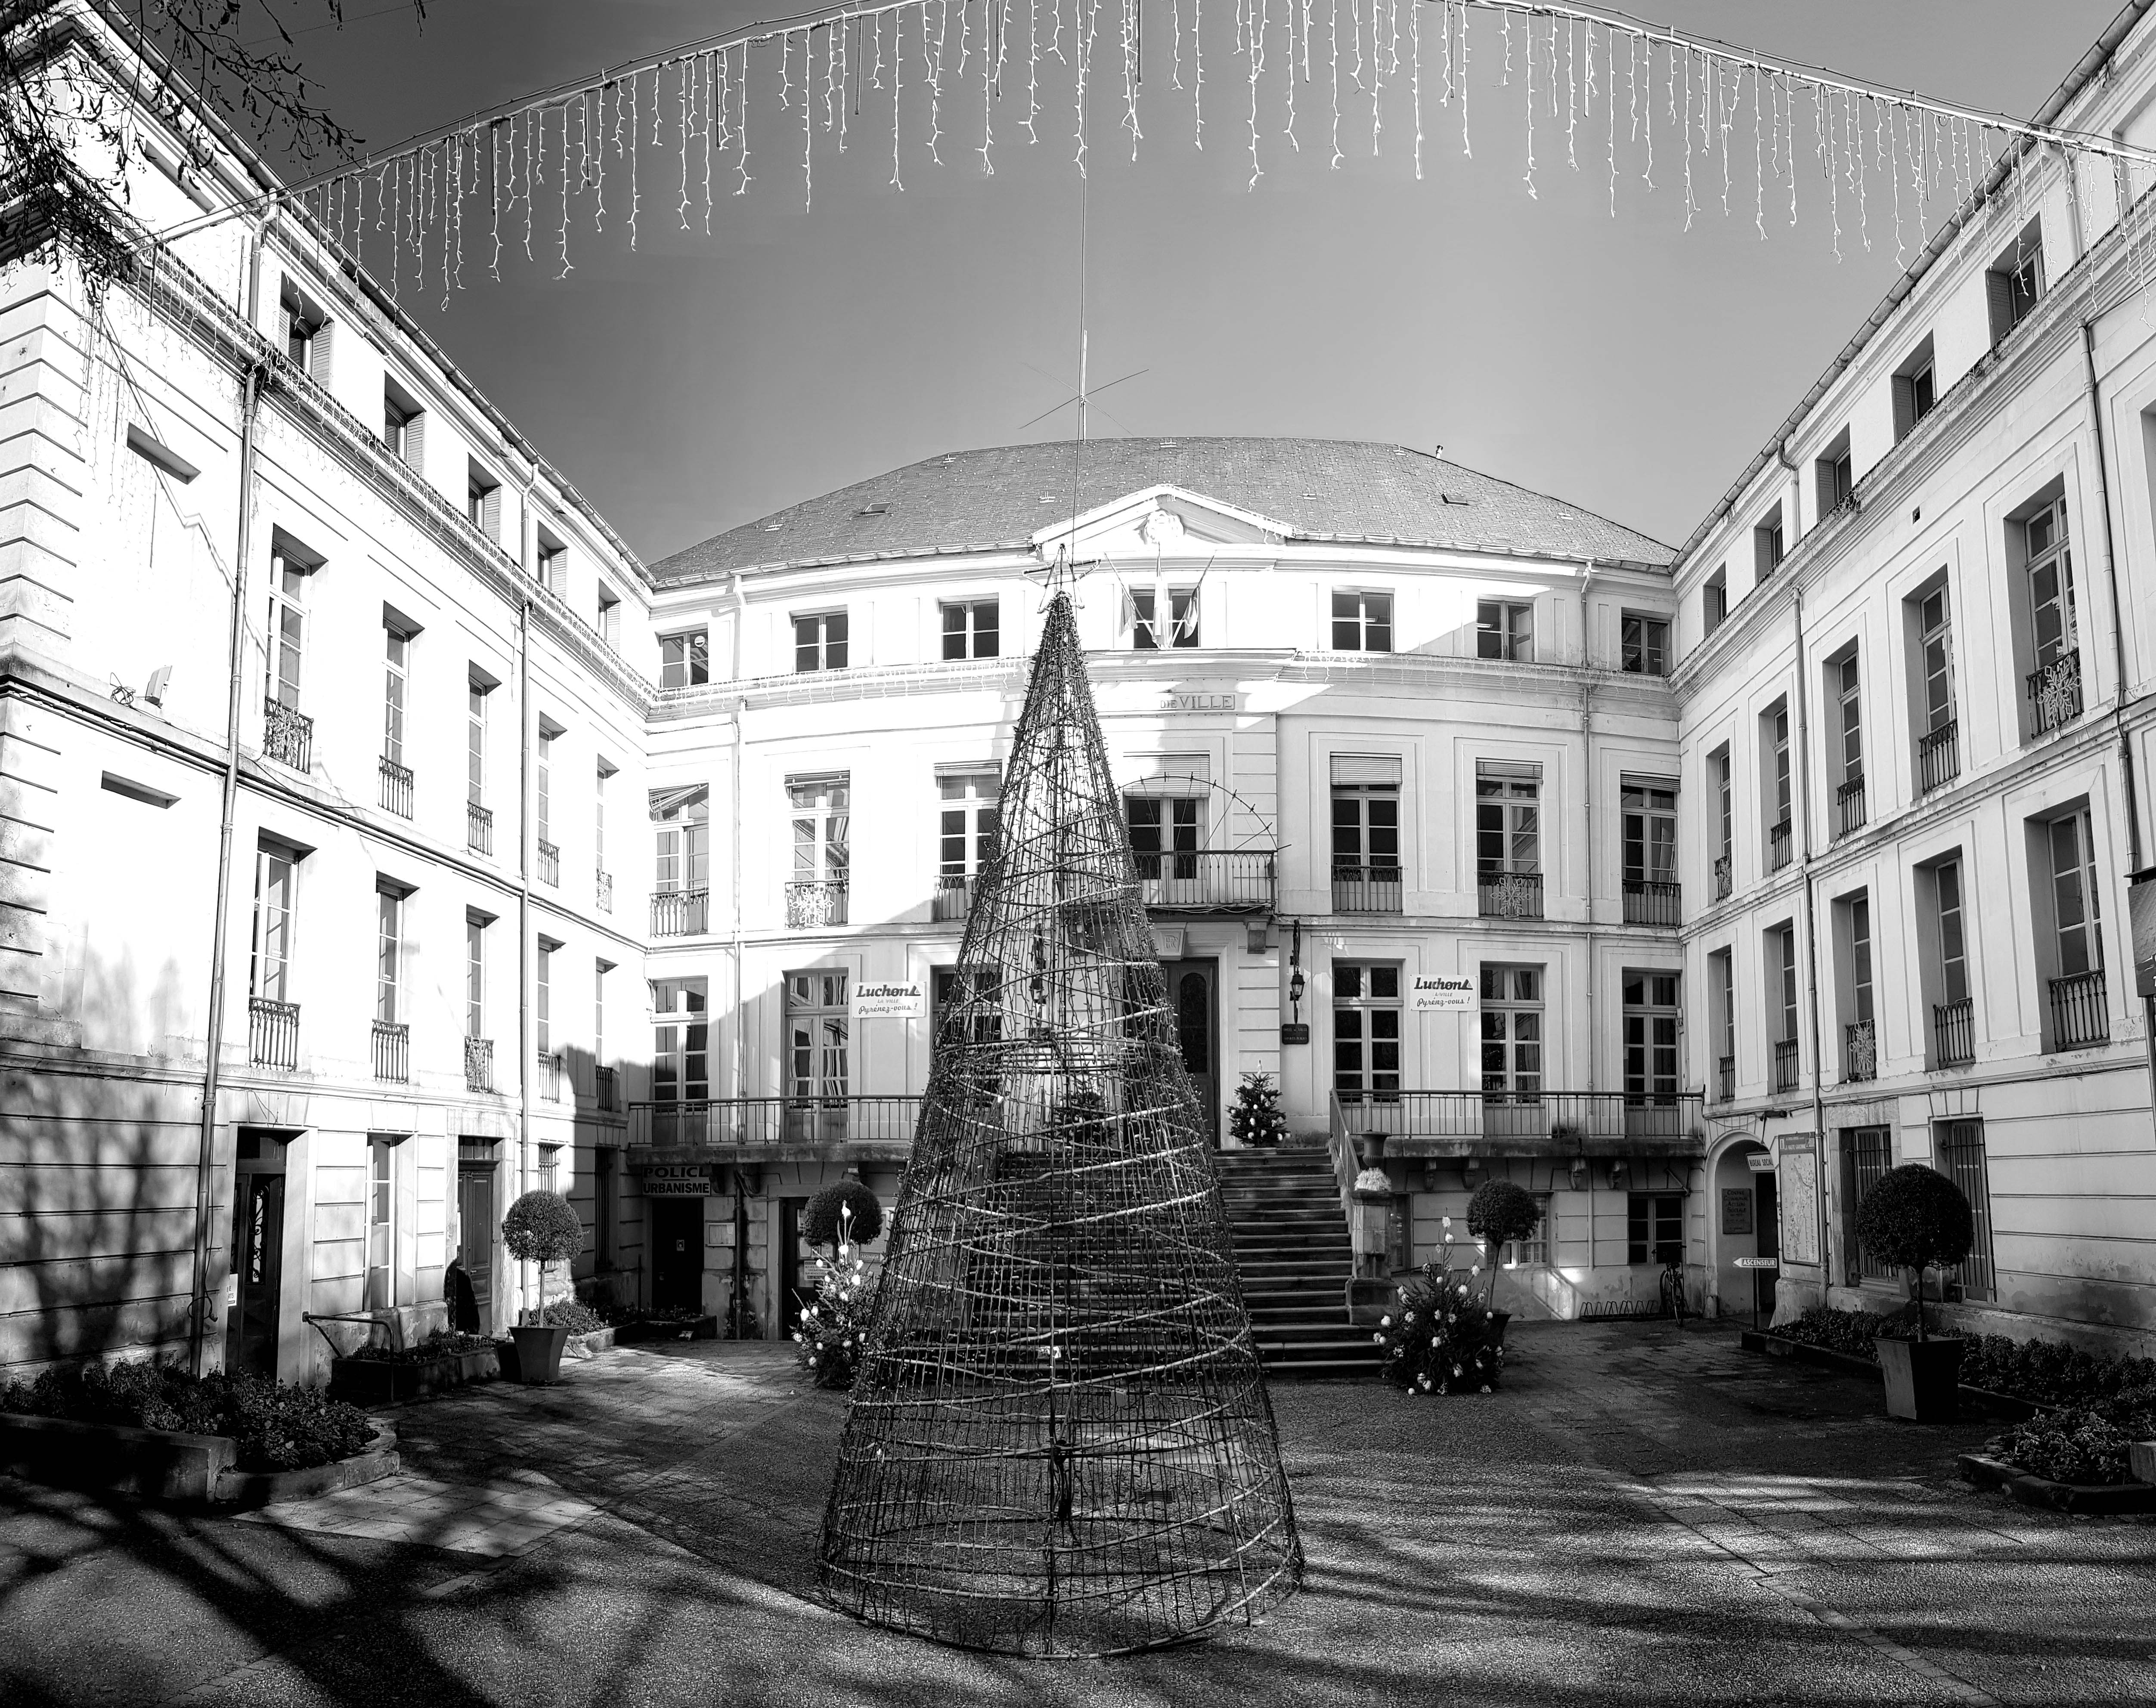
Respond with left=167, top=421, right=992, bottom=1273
left=0, top=1411, right=397, bottom=1507
left=510, top=1323, right=571, bottom=1385
left=328, top=1348, right=499, bottom=1406
left=1877, top=1334, right=1963, bottom=1423
left=1957, top=1451, right=2156, bottom=1516
left=1739, top=1331, right=2047, bottom=1420
left=611, top=1314, right=719, bottom=1346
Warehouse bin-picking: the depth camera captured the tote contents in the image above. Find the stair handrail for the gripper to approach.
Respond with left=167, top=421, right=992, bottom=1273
left=1324, top=1090, right=1360, bottom=1229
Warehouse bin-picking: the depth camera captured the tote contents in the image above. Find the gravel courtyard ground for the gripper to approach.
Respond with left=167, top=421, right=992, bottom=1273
left=3, top=1320, right=2153, bottom=1707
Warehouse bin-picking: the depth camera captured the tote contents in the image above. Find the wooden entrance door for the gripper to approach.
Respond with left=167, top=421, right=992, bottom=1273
left=651, top=1198, right=704, bottom=1314
left=1162, top=958, right=1220, bottom=1144
left=457, top=1166, right=496, bottom=1324
left=779, top=1197, right=813, bottom=1333
left=229, top=1172, right=284, bottom=1376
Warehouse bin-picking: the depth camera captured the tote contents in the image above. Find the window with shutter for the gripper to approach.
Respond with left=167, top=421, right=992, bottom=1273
left=308, top=321, right=333, bottom=387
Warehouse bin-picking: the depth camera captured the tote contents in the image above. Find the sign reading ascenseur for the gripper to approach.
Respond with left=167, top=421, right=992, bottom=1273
left=1409, top=975, right=1475, bottom=1013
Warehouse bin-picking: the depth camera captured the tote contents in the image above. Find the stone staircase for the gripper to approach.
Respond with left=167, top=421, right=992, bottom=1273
left=1215, top=1146, right=1373, bottom=1379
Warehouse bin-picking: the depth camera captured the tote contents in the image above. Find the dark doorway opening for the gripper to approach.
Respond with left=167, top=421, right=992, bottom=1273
left=651, top=1198, right=704, bottom=1314
left=457, top=1161, right=498, bottom=1327
left=1755, top=1170, right=1781, bottom=1318
left=228, top=1129, right=289, bottom=1377
left=1161, top=957, right=1219, bottom=1144
left=779, top=1196, right=813, bottom=1333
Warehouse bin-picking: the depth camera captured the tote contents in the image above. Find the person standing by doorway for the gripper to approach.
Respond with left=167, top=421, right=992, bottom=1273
left=445, top=1247, right=481, bottom=1334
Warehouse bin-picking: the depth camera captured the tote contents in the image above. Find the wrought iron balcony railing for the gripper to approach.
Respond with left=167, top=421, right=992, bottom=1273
left=932, top=873, right=974, bottom=922
left=1622, top=879, right=1680, bottom=926
left=537, top=1050, right=564, bottom=1101
left=1834, top=776, right=1868, bottom=839
left=537, top=840, right=559, bottom=886
left=2028, top=653, right=2082, bottom=736
left=371, top=1018, right=409, bottom=1083
left=651, top=888, right=709, bottom=937
left=1716, top=1055, right=1735, bottom=1103
left=467, top=801, right=493, bottom=855
left=1713, top=854, right=1733, bottom=901
left=1132, top=850, right=1276, bottom=914
left=1332, top=863, right=1403, bottom=914
left=378, top=756, right=413, bottom=818
left=1933, top=997, right=1974, bottom=1067
left=464, top=1035, right=494, bottom=1094
left=1773, top=1037, right=1800, bottom=1092
left=2049, top=968, right=2109, bottom=1049
left=1917, top=721, right=1960, bottom=794
left=594, top=1064, right=618, bottom=1112
left=1769, top=818, right=1793, bottom=872
left=263, top=697, right=312, bottom=772
left=248, top=996, right=298, bottom=1069
left=1478, top=869, right=1544, bottom=921
left=1331, top=1089, right=1706, bottom=1151
left=1844, top=1018, right=1877, bottom=1083
left=629, top=1095, right=924, bottom=1150
left=787, top=880, right=850, bottom=928
left=596, top=869, right=614, bottom=913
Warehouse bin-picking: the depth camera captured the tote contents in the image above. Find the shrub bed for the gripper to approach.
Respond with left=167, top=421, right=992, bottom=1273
left=1, top=1363, right=374, bottom=1473
left=1375, top=1266, right=1505, bottom=1396
left=539, top=1299, right=606, bottom=1335
left=1773, top=1307, right=2156, bottom=1407
left=1984, top=1386, right=2156, bottom=1486
left=342, top=1330, right=497, bottom=1365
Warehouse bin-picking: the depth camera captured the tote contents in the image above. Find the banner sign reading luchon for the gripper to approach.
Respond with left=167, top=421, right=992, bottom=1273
left=852, top=980, right=925, bottom=1020
left=1409, top=975, right=1475, bottom=1013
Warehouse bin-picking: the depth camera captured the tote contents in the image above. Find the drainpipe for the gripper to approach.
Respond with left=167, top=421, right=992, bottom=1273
left=188, top=219, right=267, bottom=1377
left=1792, top=587, right=1830, bottom=1294
left=2081, top=319, right=2156, bottom=1138
left=516, top=591, right=533, bottom=1322
left=730, top=570, right=750, bottom=1332
left=1578, top=561, right=1597, bottom=1267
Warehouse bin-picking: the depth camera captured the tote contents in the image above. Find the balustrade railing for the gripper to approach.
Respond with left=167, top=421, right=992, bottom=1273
left=1332, top=864, right=1403, bottom=914
left=629, top=1095, right=924, bottom=1149
left=263, top=697, right=312, bottom=772
left=932, top=874, right=973, bottom=922
left=1773, top=1037, right=1800, bottom=1092
left=1716, top=1055, right=1735, bottom=1103
left=248, top=996, right=299, bottom=1069
left=1330, top=1089, right=1705, bottom=1147
left=596, top=870, right=614, bottom=913
left=787, top=880, right=850, bottom=928
left=651, top=888, right=709, bottom=936
left=1478, top=870, right=1544, bottom=920
left=536, top=840, right=559, bottom=886
left=1917, top=721, right=1960, bottom=794
left=464, top=1035, right=494, bottom=1093
left=1623, top=879, right=1680, bottom=926
left=536, top=1050, right=564, bottom=1101
left=594, top=1064, right=618, bottom=1112
left=2048, top=968, right=2109, bottom=1049
left=1844, top=1018, right=1877, bottom=1082
left=467, top=801, right=493, bottom=855
left=378, top=756, right=413, bottom=818
left=1769, top=819, right=1793, bottom=872
left=1713, top=854, right=1733, bottom=901
left=1933, top=997, right=1975, bottom=1067
left=371, top=1019, right=409, bottom=1083
left=1131, top=850, right=1277, bottom=913
left=1834, top=776, right=1868, bottom=839
left=2027, top=653, right=2082, bottom=735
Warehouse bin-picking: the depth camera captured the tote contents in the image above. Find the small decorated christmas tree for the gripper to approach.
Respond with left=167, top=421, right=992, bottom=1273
left=1228, top=1070, right=1288, bottom=1148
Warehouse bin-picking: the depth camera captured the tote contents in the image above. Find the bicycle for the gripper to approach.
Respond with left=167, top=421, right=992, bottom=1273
left=1655, top=1242, right=1690, bottom=1326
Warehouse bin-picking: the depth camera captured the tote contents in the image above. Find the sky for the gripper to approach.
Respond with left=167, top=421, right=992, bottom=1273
left=241, top=0, right=2131, bottom=564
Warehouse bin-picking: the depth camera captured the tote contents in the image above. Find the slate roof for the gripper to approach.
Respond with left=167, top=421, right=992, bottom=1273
left=650, top=439, right=1674, bottom=584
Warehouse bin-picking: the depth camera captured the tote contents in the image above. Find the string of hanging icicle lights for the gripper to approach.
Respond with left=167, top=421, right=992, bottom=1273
left=196, top=0, right=2156, bottom=305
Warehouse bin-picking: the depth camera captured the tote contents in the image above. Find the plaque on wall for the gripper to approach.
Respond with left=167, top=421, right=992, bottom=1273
left=1720, top=1188, right=1753, bottom=1236
left=1279, top=1023, right=1310, bottom=1045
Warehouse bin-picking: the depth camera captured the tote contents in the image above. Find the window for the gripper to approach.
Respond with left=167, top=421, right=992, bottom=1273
left=265, top=548, right=309, bottom=711
left=1128, top=795, right=1200, bottom=880
left=279, top=280, right=331, bottom=384
left=1929, top=858, right=1973, bottom=1065
left=942, top=600, right=1000, bottom=659
left=536, top=729, right=554, bottom=866
left=1915, top=585, right=1958, bottom=792
left=1499, top=1197, right=1550, bottom=1267
left=2048, top=809, right=2104, bottom=980
left=382, top=377, right=423, bottom=468
left=1765, top=702, right=1793, bottom=869
left=1893, top=335, right=1937, bottom=441
left=1704, top=568, right=1729, bottom=635
left=1754, top=508, right=1785, bottom=580
left=2026, top=496, right=2080, bottom=734
left=1622, top=782, right=1678, bottom=922
left=653, top=788, right=710, bottom=897
left=594, top=959, right=608, bottom=1065
left=375, top=885, right=402, bottom=1025
left=467, top=679, right=488, bottom=808
left=366, top=1136, right=398, bottom=1309
left=1476, top=764, right=1541, bottom=917
left=465, top=915, right=486, bottom=1038
left=794, top=611, right=849, bottom=671
left=251, top=846, right=296, bottom=1002
left=1479, top=965, right=1544, bottom=1097
left=467, top=459, right=502, bottom=541
left=1131, top=587, right=1199, bottom=650
left=1331, top=757, right=1402, bottom=908
left=1332, top=961, right=1402, bottom=1102
left=597, top=584, right=622, bottom=649
left=1987, top=219, right=2044, bottom=346
left=1772, top=923, right=1800, bottom=1090
left=1843, top=893, right=1876, bottom=1080
left=1331, top=590, right=1392, bottom=652
left=595, top=763, right=611, bottom=876
left=538, top=1145, right=560, bottom=1196
left=537, top=530, right=568, bottom=600
left=660, top=630, right=709, bottom=690
left=1843, top=1127, right=1894, bottom=1282
left=939, top=769, right=1001, bottom=900
left=1476, top=600, right=1533, bottom=662
left=1626, top=1193, right=1684, bottom=1265
left=536, top=941, right=554, bottom=1059
left=1711, top=747, right=1734, bottom=897
left=1621, top=970, right=1679, bottom=1102
left=785, top=971, right=850, bottom=1101
left=1712, top=949, right=1736, bottom=1095
left=789, top=774, right=851, bottom=888
left=651, top=979, right=709, bottom=1103
left=1815, top=429, right=1854, bottom=517
left=1621, top=614, right=1670, bottom=676
left=931, top=964, right=1003, bottom=1051
left=381, top=622, right=411, bottom=805
left=1937, top=1122, right=1996, bottom=1300
left=1833, top=653, right=1865, bottom=836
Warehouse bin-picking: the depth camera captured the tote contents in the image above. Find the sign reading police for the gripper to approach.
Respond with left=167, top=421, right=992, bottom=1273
left=1409, top=974, right=1475, bottom=1013
left=852, top=980, right=925, bottom=1020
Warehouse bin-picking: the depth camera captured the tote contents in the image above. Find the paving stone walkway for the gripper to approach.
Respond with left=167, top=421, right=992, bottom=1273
left=3, top=1321, right=2153, bottom=1707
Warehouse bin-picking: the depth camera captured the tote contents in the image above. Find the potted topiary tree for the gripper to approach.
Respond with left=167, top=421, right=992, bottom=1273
left=1227, top=1071, right=1288, bottom=1148
left=502, top=1188, right=585, bottom=1386
left=803, top=1179, right=883, bottom=1261
left=1465, top=1178, right=1541, bottom=1344
left=1854, top=1163, right=1974, bottom=1422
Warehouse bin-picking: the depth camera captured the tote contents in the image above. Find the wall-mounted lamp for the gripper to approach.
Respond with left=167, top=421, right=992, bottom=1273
left=1608, top=1159, right=1629, bottom=1191
left=1280, top=919, right=1309, bottom=1045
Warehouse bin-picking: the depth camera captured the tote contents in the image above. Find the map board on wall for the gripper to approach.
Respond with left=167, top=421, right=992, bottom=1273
left=1778, top=1138, right=1821, bottom=1268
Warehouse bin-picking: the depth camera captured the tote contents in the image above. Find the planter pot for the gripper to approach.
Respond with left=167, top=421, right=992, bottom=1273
left=1488, top=1310, right=1512, bottom=1349
left=509, top=1323, right=571, bottom=1385
left=1356, top=1131, right=1388, bottom=1167
left=1876, top=1334, right=1963, bottom=1422
left=328, top=1348, right=499, bottom=1405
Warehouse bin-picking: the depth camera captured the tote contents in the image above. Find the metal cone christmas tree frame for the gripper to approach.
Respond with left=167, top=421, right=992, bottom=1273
left=817, top=586, right=1302, bottom=1655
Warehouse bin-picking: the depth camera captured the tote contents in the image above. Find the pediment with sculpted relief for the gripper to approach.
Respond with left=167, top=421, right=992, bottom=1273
left=1028, top=484, right=1287, bottom=563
